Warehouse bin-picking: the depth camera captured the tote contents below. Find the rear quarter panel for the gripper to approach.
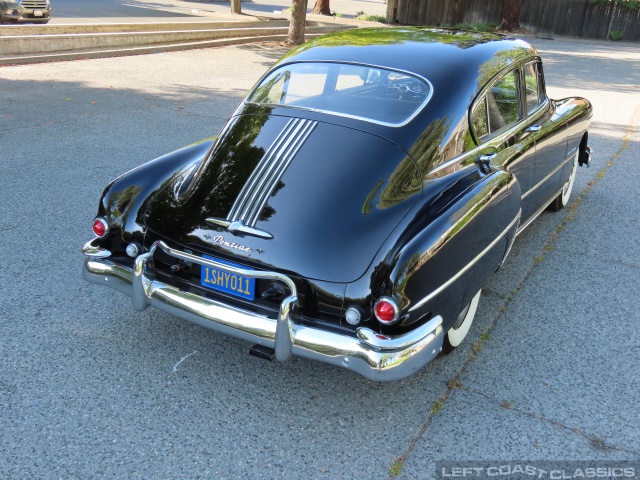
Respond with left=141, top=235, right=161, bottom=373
left=382, top=166, right=520, bottom=333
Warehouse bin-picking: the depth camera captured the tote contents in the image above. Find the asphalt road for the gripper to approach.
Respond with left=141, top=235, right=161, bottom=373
left=0, top=37, right=639, bottom=478
left=52, top=0, right=195, bottom=18
left=49, top=0, right=386, bottom=21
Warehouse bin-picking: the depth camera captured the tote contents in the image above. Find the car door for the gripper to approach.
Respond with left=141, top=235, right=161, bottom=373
left=519, top=61, right=568, bottom=217
left=470, top=68, right=538, bottom=220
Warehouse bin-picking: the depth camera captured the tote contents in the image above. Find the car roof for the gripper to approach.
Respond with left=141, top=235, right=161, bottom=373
left=277, top=27, right=538, bottom=95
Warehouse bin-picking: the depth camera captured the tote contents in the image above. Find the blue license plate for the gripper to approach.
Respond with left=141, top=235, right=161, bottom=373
left=200, top=255, right=255, bottom=301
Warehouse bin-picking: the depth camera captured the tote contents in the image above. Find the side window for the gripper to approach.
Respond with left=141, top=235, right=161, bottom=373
left=472, top=97, right=489, bottom=140
left=486, top=70, right=520, bottom=131
left=524, top=62, right=542, bottom=114
left=472, top=70, right=521, bottom=142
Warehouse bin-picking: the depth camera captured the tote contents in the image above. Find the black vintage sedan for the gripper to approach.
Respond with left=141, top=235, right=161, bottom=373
left=82, top=28, right=592, bottom=381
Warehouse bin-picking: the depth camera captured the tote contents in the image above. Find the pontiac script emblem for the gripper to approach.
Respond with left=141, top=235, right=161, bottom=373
left=212, top=235, right=252, bottom=253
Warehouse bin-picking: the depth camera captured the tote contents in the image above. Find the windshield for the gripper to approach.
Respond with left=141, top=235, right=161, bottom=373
left=246, top=62, right=432, bottom=126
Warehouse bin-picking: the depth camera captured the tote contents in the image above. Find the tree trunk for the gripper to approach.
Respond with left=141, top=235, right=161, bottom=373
left=386, top=0, right=398, bottom=24
left=231, top=0, right=241, bottom=14
left=311, top=0, right=331, bottom=15
left=499, top=0, right=522, bottom=31
left=450, top=0, right=466, bottom=26
left=286, top=0, right=307, bottom=46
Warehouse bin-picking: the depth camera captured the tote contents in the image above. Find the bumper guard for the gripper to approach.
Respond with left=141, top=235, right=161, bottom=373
left=82, top=240, right=443, bottom=381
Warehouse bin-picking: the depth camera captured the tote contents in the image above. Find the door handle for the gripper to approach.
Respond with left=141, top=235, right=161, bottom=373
left=475, top=153, right=496, bottom=173
left=526, top=125, right=542, bottom=132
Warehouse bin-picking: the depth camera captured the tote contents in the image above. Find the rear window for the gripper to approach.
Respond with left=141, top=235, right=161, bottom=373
left=246, top=62, right=432, bottom=126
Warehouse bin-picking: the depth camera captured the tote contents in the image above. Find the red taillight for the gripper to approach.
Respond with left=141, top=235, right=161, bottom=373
left=374, top=297, right=399, bottom=324
left=92, top=217, right=109, bottom=238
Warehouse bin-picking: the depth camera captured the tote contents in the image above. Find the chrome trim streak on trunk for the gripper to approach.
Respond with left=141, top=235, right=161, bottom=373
left=227, top=118, right=317, bottom=227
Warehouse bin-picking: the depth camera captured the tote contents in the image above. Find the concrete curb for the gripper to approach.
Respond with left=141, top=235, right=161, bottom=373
left=0, top=22, right=352, bottom=57
left=0, top=20, right=277, bottom=36
left=0, top=30, right=337, bottom=66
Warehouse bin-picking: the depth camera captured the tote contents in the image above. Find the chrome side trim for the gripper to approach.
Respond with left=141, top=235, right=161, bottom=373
left=228, top=221, right=274, bottom=239
left=357, top=316, right=442, bottom=351
left=82, top=240, right=444, bottom=381
left=498, top=209, right=521, bottom=268
left=516, top=187, right=562, bottom=235
left=409, top=212, right=521, bottom=313
left=521, top=151, right=576, bottom=200
left=205, top=218, right=231, bottom=228
left=516, top=151, right=579, bottom=235
left=205, top=218, right=274, bottom=239
left=81, top=240, right=112, bottom=258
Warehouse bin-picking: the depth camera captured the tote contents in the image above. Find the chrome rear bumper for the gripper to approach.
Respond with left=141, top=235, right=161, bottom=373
left=82, top=240, right=443, bottom=381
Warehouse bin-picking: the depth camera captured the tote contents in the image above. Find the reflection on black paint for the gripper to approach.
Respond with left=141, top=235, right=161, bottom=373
left=144, top=114, right=269, bottom=236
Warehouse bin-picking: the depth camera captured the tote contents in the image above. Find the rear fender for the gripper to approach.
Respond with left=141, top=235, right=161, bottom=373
left=556, top=97, right=593, bottom=166
left=95, top=140, right=214, bottom=254
left=387, top=168, right=520, bottom=333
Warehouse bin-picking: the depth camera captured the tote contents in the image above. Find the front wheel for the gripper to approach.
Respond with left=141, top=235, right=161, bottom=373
left=443, top=289, right=481, bottom=353
left=549, top=153, right=578, bottom=211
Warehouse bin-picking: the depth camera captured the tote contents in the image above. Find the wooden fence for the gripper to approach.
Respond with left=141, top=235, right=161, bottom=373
left=386, top=0, right=640, bottom=42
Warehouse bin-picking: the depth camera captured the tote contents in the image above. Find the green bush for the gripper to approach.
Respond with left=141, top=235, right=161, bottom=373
left=355, top=13, right=387, bottom=22
left=453, top=22, right=496, bottom=32
left=590, top=0, right=640, bottom=10
left=609, top=30, right=624, bottom=40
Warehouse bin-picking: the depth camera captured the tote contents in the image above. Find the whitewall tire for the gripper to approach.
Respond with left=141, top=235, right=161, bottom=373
left=549, top=153, right=578, bottom=211
left=443, top=289, right=482, bottom=352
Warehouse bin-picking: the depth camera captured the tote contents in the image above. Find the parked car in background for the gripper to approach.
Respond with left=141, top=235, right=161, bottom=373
left=0, top=0, right=51, bottom=24
left=81, top=28, right=592, bottom=381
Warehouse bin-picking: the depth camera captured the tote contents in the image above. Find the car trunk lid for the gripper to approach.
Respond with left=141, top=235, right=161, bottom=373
left=143, top=113, right=421, bottom=283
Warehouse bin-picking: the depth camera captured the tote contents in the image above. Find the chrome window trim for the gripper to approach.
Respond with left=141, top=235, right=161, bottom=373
left=409, top=211, right=521, bottom=313
left=430, top=96, right=551, bottom=178
left=471, top=66, right=524, bottom=143
left=523, top=60, right=544, bottom=116
left=244, top=61, right=434, bottom=128
left=487, top=69, right=523, bottom=135
left=469, top=57, right=548, bottom=146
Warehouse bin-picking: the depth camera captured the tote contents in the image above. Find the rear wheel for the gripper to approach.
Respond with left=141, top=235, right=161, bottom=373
left=549, top=153, right=578, bottom=211
left=443, top=289, right=481, bottom=353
